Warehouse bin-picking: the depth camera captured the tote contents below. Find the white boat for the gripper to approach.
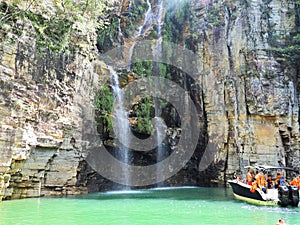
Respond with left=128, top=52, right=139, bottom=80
left=228, top=166, right=300, bottom=207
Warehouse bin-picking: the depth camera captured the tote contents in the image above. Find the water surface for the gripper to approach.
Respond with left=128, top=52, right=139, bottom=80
left=0, top=187, right=299, bottom=225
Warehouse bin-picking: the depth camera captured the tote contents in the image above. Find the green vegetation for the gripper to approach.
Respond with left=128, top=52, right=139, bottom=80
left=95, top=84, right=114, bottom=139
left=97, top=16, right=119, bottom=53
left=26, top=11, right=73, bottom=52
left=135, top=97, right=153, bottom=135
left=279, top=33, right=300, bottom=70
left=281, top=1, right=300, bottom=71
left=96, top=0, right=148, bottom=52
left=163, top=1, right=190, bottom=43
left=205, top=6, right=225, bottom=28
left=123, top=1, right=148, bottom=38
left=132, top=61, right=153, bottom=77
left=270, top=1, right=300, bottom=72
left=0, top=0, right=108, bottom=52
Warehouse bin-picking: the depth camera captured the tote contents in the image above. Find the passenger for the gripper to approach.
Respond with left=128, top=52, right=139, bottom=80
left=256, top=170, right=267, bottom=192
left=275, top=172, right=283, bottom=188
left=250, top=181, right=258, bottom=193
left=233, top=172, right=241, bottom=181
left=279, top=173, right=286, bottom=187
left=290, top=175, right=300, bottom=190
left=246, top=168, right=253, bottom=185
left=267, top=175, right=273, bottom=189
left=251, top=172, right=255, bottom=182
left=255, top=170, right=259, bottom=180
left=275, top=218, right=287, bottom=225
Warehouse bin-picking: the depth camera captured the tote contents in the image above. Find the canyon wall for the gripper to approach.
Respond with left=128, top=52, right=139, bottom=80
left=190, top=0, right=300, bottom=184
left=0, top=0, right=108, bottom=200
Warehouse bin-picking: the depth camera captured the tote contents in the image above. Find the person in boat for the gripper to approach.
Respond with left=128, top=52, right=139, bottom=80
left=250, top=170, right=267, bottom=193
left=267, top=174, right=273, bottom=189
left=290, top=175, right=300, bottom=190
left=246, top=168, right=253, bottom=185
left=250, top=171, right=259, bottom=192
left=233, top=172, right=242, bottom=182
left=257, top=170, right=267, bottom=192
left=275, top=172, right=285, bottom=188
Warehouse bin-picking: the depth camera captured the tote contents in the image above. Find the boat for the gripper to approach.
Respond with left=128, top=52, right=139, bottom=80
left=228, top=165, right=300, bottom=207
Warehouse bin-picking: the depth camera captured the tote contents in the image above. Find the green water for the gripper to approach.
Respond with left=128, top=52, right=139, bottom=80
left=0, top=187, right=299, bottom=225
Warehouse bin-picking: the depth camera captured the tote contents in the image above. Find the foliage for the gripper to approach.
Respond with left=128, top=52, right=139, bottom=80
left=280, top=33, right=300, bottom=68
left=97, top=16, right=119, bottom=53
left=95, top=84, right=114, bottom=138
left=0, top=0, right=108, bottom=52
left=135, top=97, right=153, bottom=135
left=123, top=2, right=148, bottom=38
left=271, top=1, right=300, bottom=71
left=163, top=1, right=190, bottom=43
left=132, top=61, right=153, bottom=77
left=26, top=11, right=73, bottom=52
left=96, top=0, right=147, bottom=52
left=205, top=6, right=225, bottom=28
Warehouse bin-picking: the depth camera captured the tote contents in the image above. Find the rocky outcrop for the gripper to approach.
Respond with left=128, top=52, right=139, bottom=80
left=0, top=1, right=106, bottom=200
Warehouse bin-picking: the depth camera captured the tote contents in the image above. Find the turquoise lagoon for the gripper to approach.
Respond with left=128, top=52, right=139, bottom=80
left=0, top=187, right=299, bottom=225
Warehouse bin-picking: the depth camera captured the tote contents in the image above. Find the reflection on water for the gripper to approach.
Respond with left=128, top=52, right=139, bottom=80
left=0, top=187, right=299, bottom=225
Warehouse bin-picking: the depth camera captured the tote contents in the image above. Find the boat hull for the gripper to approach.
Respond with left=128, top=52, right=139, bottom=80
left=233, top=193, right=278, bottom=206
left=228, top=180, right=265, bottom=200
left=228, top=180, right=279, bottom=206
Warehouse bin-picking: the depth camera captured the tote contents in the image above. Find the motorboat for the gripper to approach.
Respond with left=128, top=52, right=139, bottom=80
left=228, top=165, right=300, bottom=207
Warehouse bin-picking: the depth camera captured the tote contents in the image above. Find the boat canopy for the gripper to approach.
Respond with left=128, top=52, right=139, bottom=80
left=244, top=165, right=299, bottom=173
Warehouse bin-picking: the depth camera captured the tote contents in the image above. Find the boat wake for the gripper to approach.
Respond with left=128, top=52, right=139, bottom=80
left=241, top=205, right=300, bottom=214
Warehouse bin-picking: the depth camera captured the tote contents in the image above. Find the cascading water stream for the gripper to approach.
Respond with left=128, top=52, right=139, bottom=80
left=154, top=0, right=165, bottom=186
left=127, top=0, right=153, bottom=71
left=125, top=0, right=165, bottom=186
left=110, top=68, right=131, bottom=189
left=137, top=0, right=153, bottom=36
left=117, top=0, right=124, bottom=44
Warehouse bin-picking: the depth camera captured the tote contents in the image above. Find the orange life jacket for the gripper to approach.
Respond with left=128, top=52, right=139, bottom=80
left=256, top=173, right=267, bottom=188
left=290, top=177, right=300, bottom=189
left=250, top=181, right=258, bottom=193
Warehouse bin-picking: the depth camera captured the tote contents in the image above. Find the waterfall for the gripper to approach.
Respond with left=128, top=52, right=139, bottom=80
left=137, top=0, right=153, bottom=37
left=124, top=0, right=165, bottom=186
left=154, top=0, right=165, bottom=186
left=157, top=0, right=164, bottom=41
left=110, top=68, right=131, bottom=188
left=127, top=0, right=153, bottom=71
left=117, top=0, right=124, bottom=44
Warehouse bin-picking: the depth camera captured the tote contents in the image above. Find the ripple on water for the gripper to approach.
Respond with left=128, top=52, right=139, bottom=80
left=242, top=204, right=300, bottom=214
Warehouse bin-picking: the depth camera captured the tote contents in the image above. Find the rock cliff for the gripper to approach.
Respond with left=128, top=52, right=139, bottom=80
left=189, top=0, right=300, bottom=184
left=0, top=0, right=107, bottom=200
